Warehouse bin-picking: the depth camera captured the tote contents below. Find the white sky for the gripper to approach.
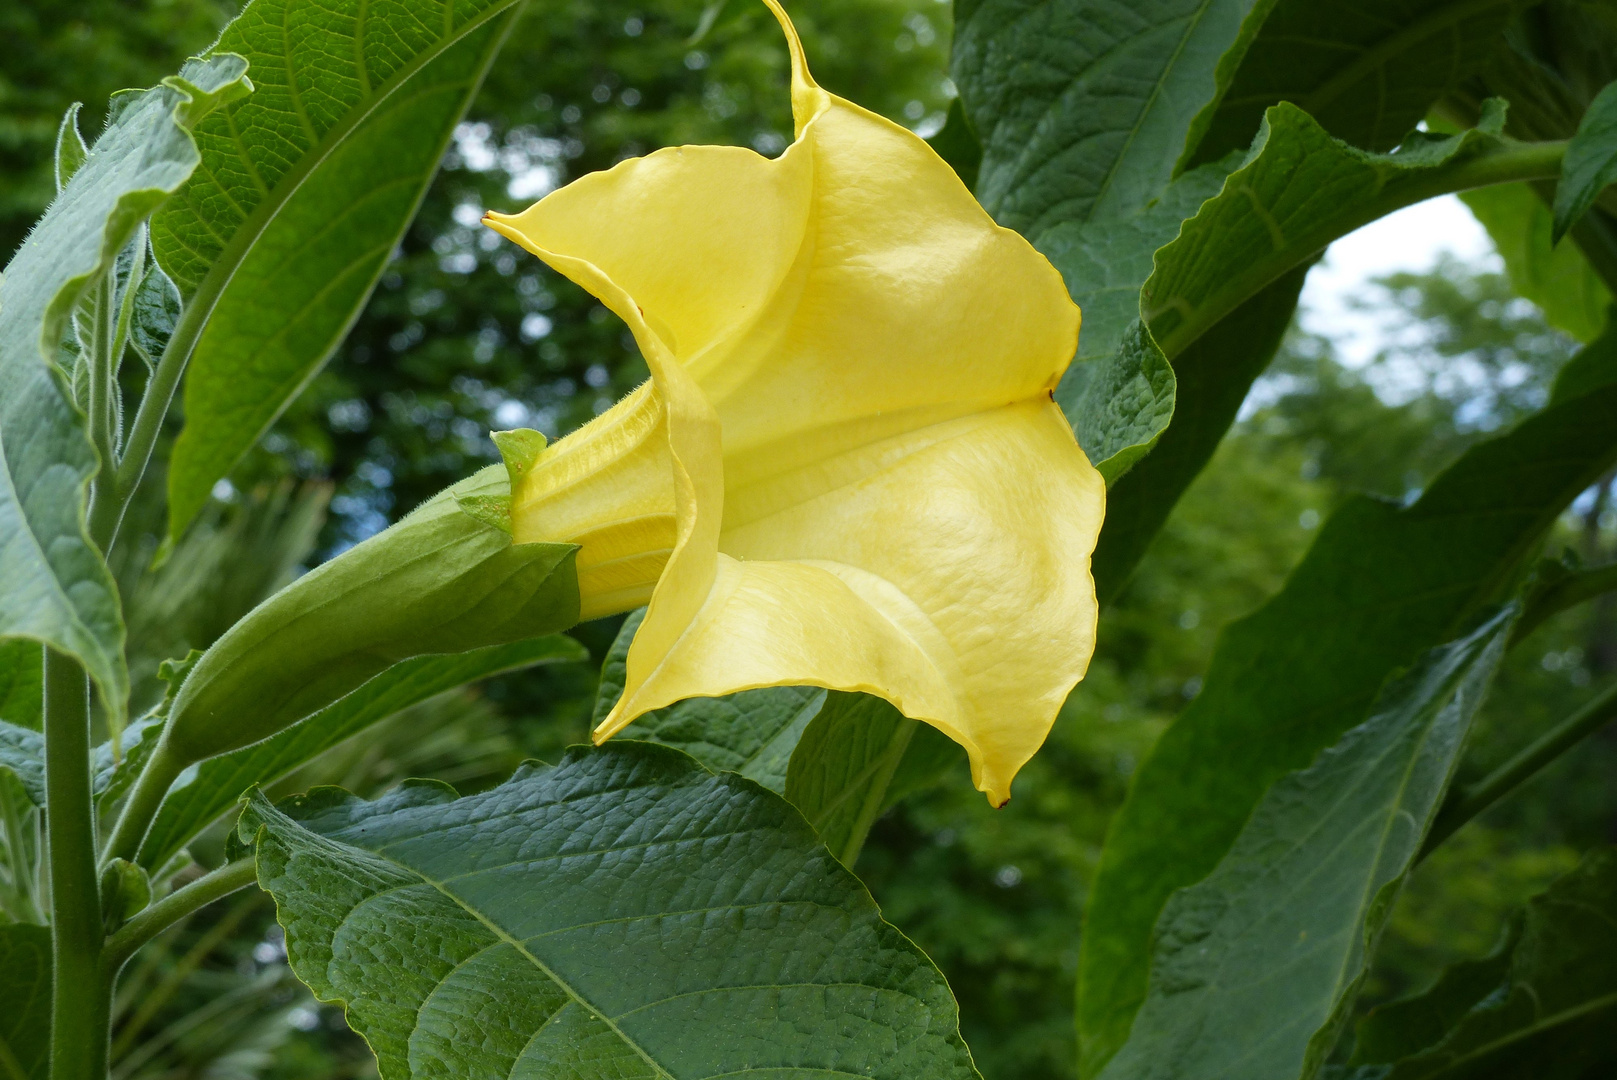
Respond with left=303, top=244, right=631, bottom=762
left=1298, top=194, right=1502, bottom=367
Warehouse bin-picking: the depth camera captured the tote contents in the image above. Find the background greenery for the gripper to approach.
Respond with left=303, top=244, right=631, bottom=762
left=3, top=1, right=1613, bottom=1078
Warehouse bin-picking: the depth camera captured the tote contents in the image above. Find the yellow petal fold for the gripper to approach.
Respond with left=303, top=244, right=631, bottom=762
left=483, top=0, right=1101, bottom=805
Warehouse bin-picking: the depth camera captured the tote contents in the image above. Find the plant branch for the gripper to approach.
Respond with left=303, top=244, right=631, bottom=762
left=1422, top=677, right=1617, bottom=859
left=44, top=650, right=110, bottom=1080
left=85, top=273, right=122, bottom=549
left=101, top=740, right=185, bottom=868
left=1155, top=138, right=1568, bottom=360
left=1513, top=561, right=1617, bottom=645
left=101, top=858, right=258, bottom=976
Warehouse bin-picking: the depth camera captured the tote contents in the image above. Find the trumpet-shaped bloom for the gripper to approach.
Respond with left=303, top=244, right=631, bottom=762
left=484, top=0, right=1102, bottom=805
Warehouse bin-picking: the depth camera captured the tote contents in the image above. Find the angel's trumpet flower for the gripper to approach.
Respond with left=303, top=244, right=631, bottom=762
left=484, top=0, right=1103, bottom=805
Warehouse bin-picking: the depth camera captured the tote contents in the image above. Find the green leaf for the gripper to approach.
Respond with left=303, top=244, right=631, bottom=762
left=0, top=723, right=43, bottom=806
left=785, top=691, right=922, bottom=867
left=1348, top=847, right=1617, bottom=1079
left=1143, top=99, right=1527, bottom=360
left=139, top=634, right=585, bottom=872
left=0, top=641, right=42, bottom=731
left=0, top=54, right=250, bottom=737
left=0, top=924, right=50, bottom=1080
left=127, top=246, right=181, bottom=370
left=1554, top=80, right=1617, bottom=243
left=157, top=0, right=525, bottom=538
left=244, top=743, right=980, bottom=1080
left=953, top=0, right=1276, bottom=237
left=593, top=607, right=825, bottom=793
left=1192, top=0, right=1529, bottom=162
left=953, top=0, right=1288, bottom=483
left=1099, top=607, right=1516, bottom=1080
left=1352, top=922, right=1519, bottom=1065
left=1077, top=326, right=1617, bottom=1077
left=1091, top=264, right=1309, bottom=599
left=1462, top=182, right=1612, bottom=343
left=53, top=103, right=87, bottom=194
left=161, top=466, right=579, bottom=767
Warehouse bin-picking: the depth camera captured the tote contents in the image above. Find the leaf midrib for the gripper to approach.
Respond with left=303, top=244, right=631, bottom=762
left=372, top=841, right=676, bottom=1079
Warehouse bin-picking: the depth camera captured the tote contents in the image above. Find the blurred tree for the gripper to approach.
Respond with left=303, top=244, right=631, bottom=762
left=0, top=0, right=235, bottom=256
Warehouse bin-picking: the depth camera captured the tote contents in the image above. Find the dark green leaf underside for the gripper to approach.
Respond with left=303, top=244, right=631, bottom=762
left=1101, top=609, right=1515, bottom=1080
left=1077, top=327, right=1617, bottom=1077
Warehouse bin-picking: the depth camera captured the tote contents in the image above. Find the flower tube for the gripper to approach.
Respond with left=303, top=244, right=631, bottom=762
left=485, top=0, right=1103, bottom=805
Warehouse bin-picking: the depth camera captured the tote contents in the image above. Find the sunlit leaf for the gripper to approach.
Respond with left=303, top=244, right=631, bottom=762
left=158, top=0, right=527, bottom=537
left=0, top=54, right=249, bottom=736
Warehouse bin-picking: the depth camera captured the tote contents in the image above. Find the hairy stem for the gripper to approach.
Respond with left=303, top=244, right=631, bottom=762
left=44, top=650, right=110, bottom=1080
left=101, top=741, right=185, bottom=869
left=85, top=273, right=122, bottom=550
left=111, top=894, right=259, bottom=1060
left=101, top=859, right=258, bottom=976
left=1422, top=677, right=1617, bottom=858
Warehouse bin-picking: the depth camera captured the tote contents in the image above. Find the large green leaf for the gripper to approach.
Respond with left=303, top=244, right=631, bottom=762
left=1143, top=99, right=1537, bottom=360
left=1076, top=328, right=1617, bottom=1076
left=156, top=0, right=525, bottom=537
left=1090, top=264, right=1308, bottom=599
left=244, top=742, right=980, bottom=1080
left=139, top=635, right=584, bottom=872
left=0, top=55, right=250, bottom=734
left=0, top=641, right=41, bottom=732
left=0, top=924, right=50, bottom=1080
left=1192, top=0, right=1528, bottom=162
left=953, top=0, right=1278, bottom=479
left=1555, top=80, right=1617, bottom=242
left=1462, top=182, right=1612, bottom=343
left=1347, top=847, right=1617, bottom=1079
left=0, top=723, right=43, bottom=806
left=1100, top=608, right=1515, bottom=1080
left=1038, top=162, right=1234, bottom=480
left=594, top=607, right=825, bottom=794
left=953, top=0, right=1275, bottom=236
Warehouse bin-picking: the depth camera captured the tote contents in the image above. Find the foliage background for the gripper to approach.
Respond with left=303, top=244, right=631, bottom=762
left=3, top=1, right=1614, bottom=1078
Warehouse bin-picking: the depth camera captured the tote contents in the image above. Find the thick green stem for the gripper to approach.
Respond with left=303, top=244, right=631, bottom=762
left=1155, top=138, right=1569, bottom=360
left=100, top=858, right=257, bottom=977
left=101, top=741, right=185, bottom=869
left=44, top=650, right=110, bottom=1080
left=1422, top=677, right=1617, bottom=858
left=85, top=274, right=121, bottom=550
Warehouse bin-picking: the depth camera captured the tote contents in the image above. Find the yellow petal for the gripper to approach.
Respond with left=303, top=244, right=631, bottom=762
left=605, top=399, right=1104, bottom=805
left=483, top=0, right=1100, bottom=805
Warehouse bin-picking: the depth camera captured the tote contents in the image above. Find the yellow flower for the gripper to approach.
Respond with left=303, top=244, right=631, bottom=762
left=483, top=0, right=1102, bottom=805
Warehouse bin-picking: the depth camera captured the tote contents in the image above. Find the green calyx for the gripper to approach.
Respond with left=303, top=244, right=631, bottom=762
left=160, top=465, right=579, bottom=768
